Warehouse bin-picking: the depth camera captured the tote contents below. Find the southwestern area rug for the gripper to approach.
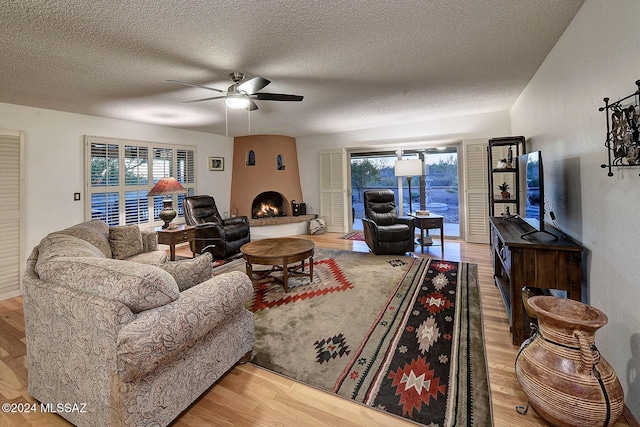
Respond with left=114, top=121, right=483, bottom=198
left=236, top=248, right=491, bottom=426
left=338, top=231, right=366, bottom=241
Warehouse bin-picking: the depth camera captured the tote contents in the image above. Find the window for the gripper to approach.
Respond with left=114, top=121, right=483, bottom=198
left=85, top=136, right=196, bottom=226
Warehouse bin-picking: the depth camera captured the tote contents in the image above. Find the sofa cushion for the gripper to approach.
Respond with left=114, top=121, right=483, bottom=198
left=109, top=225, right=143, bottom=260
left=35, top=234, right=106, bottom=275
left=36, top=257, right=179, bottom=313
left=126, top=251, right=168, bottom=265
left=56, top=219, right=112, bottom=258
left=157, top=252, right=213, bottom=292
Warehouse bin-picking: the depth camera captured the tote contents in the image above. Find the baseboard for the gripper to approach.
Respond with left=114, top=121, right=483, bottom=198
left=624, top=405, right=640, bottom=427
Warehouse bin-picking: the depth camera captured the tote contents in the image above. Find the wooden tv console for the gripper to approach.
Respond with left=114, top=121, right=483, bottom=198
left=489, top=216, right=584, bottom=345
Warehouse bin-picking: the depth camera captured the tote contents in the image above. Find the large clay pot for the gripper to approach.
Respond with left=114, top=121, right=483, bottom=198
left=515, top=296, right=624, bottom=427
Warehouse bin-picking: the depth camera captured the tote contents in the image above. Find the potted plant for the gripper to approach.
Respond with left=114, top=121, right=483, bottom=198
left=499, top=182, right=510, bottom=199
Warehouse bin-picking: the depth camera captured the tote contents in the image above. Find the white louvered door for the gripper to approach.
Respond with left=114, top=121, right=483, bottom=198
left=319, top=149, right=349, bottom=233
left=0, top=130, right=24, bottom=300
left=463, top=139, right=490, bottom=243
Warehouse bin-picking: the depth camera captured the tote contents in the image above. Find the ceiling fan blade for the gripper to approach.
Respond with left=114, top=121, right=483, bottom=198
left=181, top=96, right=227, bottom=103
left=247, top=100, right=259, bottom=111
left=254, top=93, right=304, bottom=102
left=237, top=76, right=271, bottom=94
left=167, top=79, right=225, bottom=93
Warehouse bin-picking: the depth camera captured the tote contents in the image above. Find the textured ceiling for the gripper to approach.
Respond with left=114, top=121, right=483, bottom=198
left=0, top=0, right=584, bottom=137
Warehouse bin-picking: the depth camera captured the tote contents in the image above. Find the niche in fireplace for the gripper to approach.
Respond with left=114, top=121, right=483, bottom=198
left=252, top=191, right=288, bottom=218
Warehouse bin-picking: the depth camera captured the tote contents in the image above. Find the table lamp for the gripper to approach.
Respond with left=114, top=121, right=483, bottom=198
left=148, top=177, right=187, bottom=228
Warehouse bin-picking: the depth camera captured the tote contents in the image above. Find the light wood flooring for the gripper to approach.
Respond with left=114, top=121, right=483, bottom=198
left=0, top=234, right=631, bottom=426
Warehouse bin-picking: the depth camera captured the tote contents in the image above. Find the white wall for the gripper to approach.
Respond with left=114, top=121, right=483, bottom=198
left=510, top=0, right=640, bottom=417
left=297, top=110, right=512, bottom=215
left=0, top=102, right=233, bottom=263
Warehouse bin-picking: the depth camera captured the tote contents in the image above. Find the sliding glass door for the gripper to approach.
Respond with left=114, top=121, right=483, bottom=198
left=350, top=151, right=397, bottom=231
left=404, top=147, right=460, bottom=238
left=350, top=145, right=461, bottom=239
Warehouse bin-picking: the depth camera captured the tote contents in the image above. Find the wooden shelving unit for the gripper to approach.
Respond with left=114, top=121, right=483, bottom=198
left=487, top=136, right=525, bottom=217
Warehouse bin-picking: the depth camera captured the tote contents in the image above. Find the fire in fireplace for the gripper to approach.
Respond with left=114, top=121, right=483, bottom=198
left=251, top=191, right=287, bottom=218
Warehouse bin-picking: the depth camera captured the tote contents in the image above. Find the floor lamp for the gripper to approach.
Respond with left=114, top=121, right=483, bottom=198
left=394, top=159, right=423, bottom=215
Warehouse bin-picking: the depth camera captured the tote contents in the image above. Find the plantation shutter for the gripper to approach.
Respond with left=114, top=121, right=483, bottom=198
left=463, top=139, right=490, bottom=243
left=124, top=143, right=150, bottom=225
left=0, top=130, right=24, bottom=300
left=176, top=148, right=196, bottom=216
left=319, top=149, right=349, bottom=233
left=87, top=137, right=121, bottom=225
left=85, top=136, right=196, bottom=227
left=151, top=147, right=174, bottom=221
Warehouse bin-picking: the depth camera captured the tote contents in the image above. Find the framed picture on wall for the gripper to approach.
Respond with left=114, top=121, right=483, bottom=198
left=209, top=157, right=224, bottom=171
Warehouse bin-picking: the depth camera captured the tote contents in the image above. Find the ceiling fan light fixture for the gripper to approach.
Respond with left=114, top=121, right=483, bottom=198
left=225, top=95, right=250, bottom=109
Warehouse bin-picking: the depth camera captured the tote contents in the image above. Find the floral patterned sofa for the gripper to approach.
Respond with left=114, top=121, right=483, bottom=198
left=22, top=219, right=255, bottom=426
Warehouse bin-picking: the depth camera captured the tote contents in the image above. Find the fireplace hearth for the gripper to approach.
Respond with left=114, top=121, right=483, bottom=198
left=251, top=191, right=287, bottom=219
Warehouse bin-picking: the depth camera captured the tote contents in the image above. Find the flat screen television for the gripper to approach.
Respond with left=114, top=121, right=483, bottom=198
left=518, top=151, right=555, bottom=239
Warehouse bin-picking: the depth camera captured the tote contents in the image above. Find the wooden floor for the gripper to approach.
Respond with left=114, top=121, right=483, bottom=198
left=0, top=233, right=631, bottom=426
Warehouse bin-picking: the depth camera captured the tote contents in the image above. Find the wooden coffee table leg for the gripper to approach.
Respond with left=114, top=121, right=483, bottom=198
left=309, top=256, right=313, bottom=283
left=282, top=263, right=289, bottom=293
left=245, top=261, right=253, bottom=280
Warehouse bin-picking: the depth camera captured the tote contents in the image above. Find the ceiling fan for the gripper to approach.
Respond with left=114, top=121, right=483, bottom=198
left=168, top=72, right=303, bottom=111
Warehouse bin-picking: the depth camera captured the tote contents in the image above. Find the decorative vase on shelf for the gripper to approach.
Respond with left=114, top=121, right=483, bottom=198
left=515, top=296, right=624, bottom=427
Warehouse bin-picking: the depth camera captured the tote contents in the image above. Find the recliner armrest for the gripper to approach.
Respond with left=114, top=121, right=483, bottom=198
left=396, top=216, right=416, bottom=229
left=361, top=218, right=379, bottom=237
left=195, top=222, right=225, bottom=239
left=223, top=216, right=249, bottom=227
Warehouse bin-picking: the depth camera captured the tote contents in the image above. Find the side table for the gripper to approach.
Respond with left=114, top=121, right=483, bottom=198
left=155, top=224, right=196, bottom=261
left=411, top=213, right=444, bottom=254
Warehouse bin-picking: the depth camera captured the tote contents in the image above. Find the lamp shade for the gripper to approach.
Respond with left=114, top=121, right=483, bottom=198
left=394, top=159, right=423, bottom=177
left=147, top=177, right=187, bottom=197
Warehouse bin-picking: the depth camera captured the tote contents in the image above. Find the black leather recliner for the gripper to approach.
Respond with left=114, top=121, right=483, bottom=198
left=183, top=195, right=250, bottom=259
left=361, top=189, right=415, bottom=255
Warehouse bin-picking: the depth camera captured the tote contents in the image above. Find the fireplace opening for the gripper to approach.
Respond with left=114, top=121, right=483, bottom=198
left=251, top=191, right=287, bottom=218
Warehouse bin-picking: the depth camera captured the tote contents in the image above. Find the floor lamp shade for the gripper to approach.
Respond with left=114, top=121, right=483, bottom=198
left=394, top=159, right=423, bottom=177
left=394, top=159, right=423, bottom=214
left=148, top=177, right=187, bottom=228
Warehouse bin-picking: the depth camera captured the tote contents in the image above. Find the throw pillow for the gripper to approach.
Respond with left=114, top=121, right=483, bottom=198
left=109, top=225, right=143, bottom=260
left=309, top=217, right=327, bottom=235
left=157, top=252, right=213, bottom=292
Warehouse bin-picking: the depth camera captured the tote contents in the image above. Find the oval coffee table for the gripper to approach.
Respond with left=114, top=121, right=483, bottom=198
left=240, top=237, right=315, bottom=292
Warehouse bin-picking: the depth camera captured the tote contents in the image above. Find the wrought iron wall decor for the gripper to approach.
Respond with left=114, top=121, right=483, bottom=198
left=600, top=79, right=640, bottom=176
